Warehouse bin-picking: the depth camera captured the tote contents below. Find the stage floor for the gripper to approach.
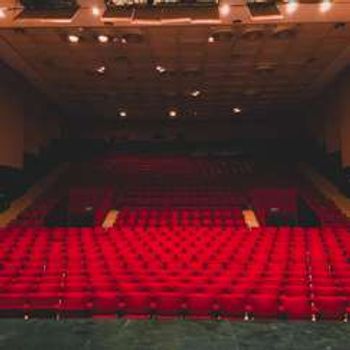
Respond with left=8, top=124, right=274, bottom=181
left=0, top=319, right=349, bottom=350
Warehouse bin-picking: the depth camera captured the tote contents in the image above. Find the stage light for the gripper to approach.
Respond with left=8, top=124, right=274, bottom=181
left=219, top=3, right=231, bottom=16
left=119, top=110, right=127, bottom=118
left=0, top=7, right=7, bottom=19
left=98, top=35, right=109, bottom=43
left=169, top=110, right=177, bottom=118
left=91, top=6, right=101, bottom=17
left=233, top=107, right=242, bottom=114
left=286, top=0, right=298, bottom=14
left=67, top=34, right=80, bottom=43
left=320, top=0, right=332, bottom=13
left=156, top=65, right=166, bottom=74
left=96, top=65, right=106, bottom=75
left=190, top=90, right=201, bottom=97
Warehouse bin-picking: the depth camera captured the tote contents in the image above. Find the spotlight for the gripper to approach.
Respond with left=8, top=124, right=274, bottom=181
left=169, top=110, right=177, bottom=118
left=98, top=35, right=109, bottom=43
left=96, top=65, right=106, bottom=75
left=233, top=107, right=242, bottom=114
left=121, top=37, right=127, bottom=44
left=320, top=0, right=332, bottom=13
left=119, top=110, right=127, bottom=118
left=91, top=6, right=101, bottom=17
left=219, top=3, right=231, bottom=16
left=0, top=7, right=6, bottom=19
left=156, top=65, right=166, bottom=74
left=208, top=36, right=215, bottom=43
left=190, top=90, right=201, bottom=97
left=286, top=0, right=298, bottom=14
left=67, top=34, right=80, bottom=43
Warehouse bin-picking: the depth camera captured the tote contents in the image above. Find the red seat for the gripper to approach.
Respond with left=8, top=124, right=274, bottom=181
left=27, top=293, right=60, bottom=316
left=59, top=292, right=92, bottom=317
left=314, top=296, right=346, bottom=320
left=92, top=292, right=119, bottom=315
left=246, top=294, right=280, bottom=318
left=185, top=293, right=218, bottom=319
left=153, top=292, right=186, bottom=317
left=217, top=293, right=246, bottom=318
left=119, top=292, right=152, bottom=318
left=0, top=293, right=28, bottom=316
left=280, top=296, right=314, bottom=320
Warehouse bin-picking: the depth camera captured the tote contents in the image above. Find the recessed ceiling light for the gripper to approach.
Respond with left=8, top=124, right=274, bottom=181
left=169, top=110, right=177, bottom=118
left=208, top=36, right=215, bottom=43
left=233, top=107, right=242, bottom=114
left=190, top=90, right=201, bottom=97
left=96, top=65, right=106, bottom=74
left=97, top=35, right=109, bottom=43
left=286, top=0, right=298, bottom=14
left=119, top=110, right=127, bottom=118
left=320, top=0, right=332, bottom=13
left=0, top=7, right=6, bottom=19
left=67, top=34, right=80, bottom=43
left=219, top=3, right=231, bottom=16
left=91, top=6, right=101, bottom=17
left=156, top=65, right=166, bottom=74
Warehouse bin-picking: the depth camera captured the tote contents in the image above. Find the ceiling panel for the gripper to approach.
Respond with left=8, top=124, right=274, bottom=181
left=0, top=21, right=350, bottom=120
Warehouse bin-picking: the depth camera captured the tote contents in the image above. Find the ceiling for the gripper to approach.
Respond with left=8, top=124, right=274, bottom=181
left=1, top=3, right=350, bottom=120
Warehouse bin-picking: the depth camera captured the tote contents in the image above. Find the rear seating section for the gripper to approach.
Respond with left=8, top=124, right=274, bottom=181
left=116, top=208, right=245, bottom=228
left=301, top=185, right=350, bottom=227
left=9, top=195, right=62, bottom=227
left=1, top=226, right=350, bottom=320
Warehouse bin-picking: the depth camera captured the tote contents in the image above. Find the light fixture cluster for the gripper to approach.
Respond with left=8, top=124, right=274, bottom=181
left=217, top=0, right=333, bottom=18
left=112, top=107, right=243, bottom=120
left=285, top=0, right=332, bottom=14
left=67, top=33, right=128, bottom=44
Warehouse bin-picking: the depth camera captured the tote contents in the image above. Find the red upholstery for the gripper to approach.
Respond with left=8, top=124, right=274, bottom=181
left=280, top=296, right=313, bottom=320
left=1, top=225, right=350, bottom=319
left=246, top=294, right=280, bottom=318
left=314, top=296, right=346, bottom=320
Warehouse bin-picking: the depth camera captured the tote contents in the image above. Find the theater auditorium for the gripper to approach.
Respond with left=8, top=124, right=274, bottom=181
left=1, top=0, right=350, bottom=348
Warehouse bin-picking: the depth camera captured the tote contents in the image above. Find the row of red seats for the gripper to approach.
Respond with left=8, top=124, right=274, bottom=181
left=116, top=209, right=245, bottom=227
left=1, top=227, right=350, bottom=319
left=0, top=290, right=347, bottom=320
left=99, top=155, right=254, bottom=177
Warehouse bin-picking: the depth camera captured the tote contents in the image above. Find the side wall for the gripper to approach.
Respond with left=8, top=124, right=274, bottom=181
left=0, top=62, right=62, bottom=168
